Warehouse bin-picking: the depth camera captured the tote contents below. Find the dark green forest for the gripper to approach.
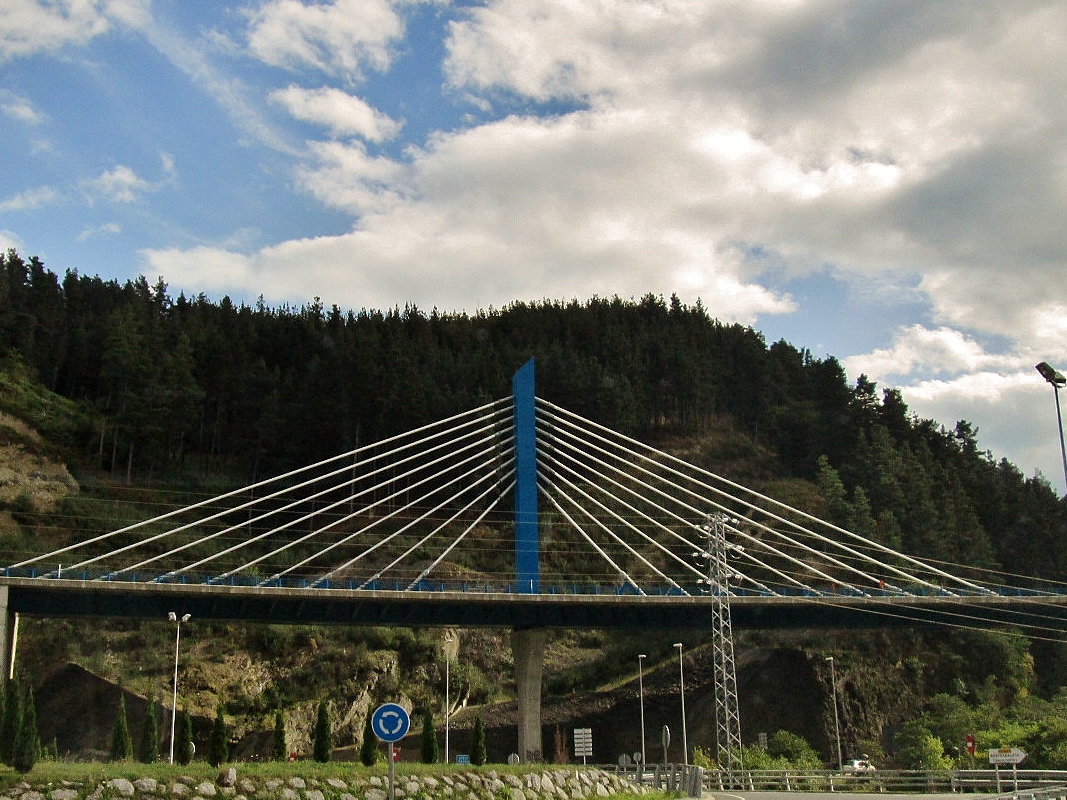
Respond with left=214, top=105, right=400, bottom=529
left=3, top=247, right=1065, bottom=585
left=6, top=247, right=1067, bottom=769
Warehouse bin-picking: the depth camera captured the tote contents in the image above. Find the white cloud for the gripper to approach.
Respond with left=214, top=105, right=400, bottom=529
left=245, top=0, right=403, bottom=79
left=842, top=325, right=1025, bottom=383
left=78, top=222, right=122, bottom=241
left=82, top=165, right=153, bottom=204
left=140, top=246, right=256, bottom=293
left=0, top=0, right=148, bottom=61
left=0, top=0, right=110, bottom=61
left=0, top=90, right=44, bottom=123
left=0, top=185, right=58, bottom=212
left=899, top=369, right=1067, bottom=493
left=269, top=85, right=401, bottom=142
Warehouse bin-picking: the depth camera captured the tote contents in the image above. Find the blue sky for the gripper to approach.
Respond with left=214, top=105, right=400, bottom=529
left=2, top=0, right=1067, bottom=494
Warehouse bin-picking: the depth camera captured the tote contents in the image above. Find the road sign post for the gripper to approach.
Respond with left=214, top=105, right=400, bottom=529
left=573, top=728, right=593, bottom=764
left=989, top=747, right=1026, bottom=793
left=372, top=704, right=410, bottom=800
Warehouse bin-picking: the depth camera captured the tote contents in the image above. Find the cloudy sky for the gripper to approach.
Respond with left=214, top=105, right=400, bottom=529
left=2, top=0, right=1066, bottom=493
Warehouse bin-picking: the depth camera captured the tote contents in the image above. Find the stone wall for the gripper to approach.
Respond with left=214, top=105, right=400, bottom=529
left=4, top=768, right=651, bottom=800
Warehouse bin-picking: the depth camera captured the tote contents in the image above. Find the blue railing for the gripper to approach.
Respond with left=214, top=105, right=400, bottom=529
left=4, top=565, right=1067, bottom=599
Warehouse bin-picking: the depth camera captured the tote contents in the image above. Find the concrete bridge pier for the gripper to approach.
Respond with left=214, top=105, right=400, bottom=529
left=511, top=626, right=546, bottom=762
left=0, top=586, right=11, bottom=680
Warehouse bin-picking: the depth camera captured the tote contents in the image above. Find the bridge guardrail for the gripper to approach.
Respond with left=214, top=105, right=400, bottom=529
left=8, top=566, right=1067, bottom=599
left=611, top=765, right=1067, bottom=795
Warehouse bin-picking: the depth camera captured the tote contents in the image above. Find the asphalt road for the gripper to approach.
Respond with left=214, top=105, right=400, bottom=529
left=703, top=793, right=998, bottom=800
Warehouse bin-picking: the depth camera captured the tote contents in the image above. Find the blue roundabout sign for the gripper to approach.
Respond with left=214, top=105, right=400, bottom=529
left=371, top=703, right=410, bottom=743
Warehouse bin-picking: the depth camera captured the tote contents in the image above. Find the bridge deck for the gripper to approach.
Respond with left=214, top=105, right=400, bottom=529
left=3, top=577, right=1065, bottom=631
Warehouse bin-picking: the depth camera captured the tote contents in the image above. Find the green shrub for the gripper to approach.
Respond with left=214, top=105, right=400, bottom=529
left=312, top=701, right=332, bottom=763
left=109, top=696, right=133, bottom=761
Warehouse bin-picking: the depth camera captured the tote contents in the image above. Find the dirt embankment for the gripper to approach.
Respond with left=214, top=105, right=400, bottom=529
left=0, top=409, right=79, bottom=535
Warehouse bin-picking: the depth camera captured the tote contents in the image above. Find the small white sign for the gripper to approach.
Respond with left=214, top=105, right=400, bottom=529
left=988, top=747, right=1026, bottom=765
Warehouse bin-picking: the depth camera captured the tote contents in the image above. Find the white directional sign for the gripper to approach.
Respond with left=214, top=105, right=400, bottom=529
left=574, top=728, right=593, bottom=758
left=988, top=747, right=1026, bottom=765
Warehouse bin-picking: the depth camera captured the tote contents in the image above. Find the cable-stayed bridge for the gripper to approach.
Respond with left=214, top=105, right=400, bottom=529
left=2, top=359, right=1066, bottom=764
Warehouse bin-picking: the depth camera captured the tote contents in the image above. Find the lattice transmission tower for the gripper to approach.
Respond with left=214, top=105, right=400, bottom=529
left=703, top=513, right=743, bottom=772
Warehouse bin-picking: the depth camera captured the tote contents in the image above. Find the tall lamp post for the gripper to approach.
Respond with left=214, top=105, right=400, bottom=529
left=638, top=654, right=647, bottom=768
left=825, top=656, right=842, bottom=771
left=444, top=634, right=454, bottom=765
left=1036, top=362, right=1067, bottom=492
left=168, top=612, right=191, bottom=764
left=674, top=643, right=688, bottom=765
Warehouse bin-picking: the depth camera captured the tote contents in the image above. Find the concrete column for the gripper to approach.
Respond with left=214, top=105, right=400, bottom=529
left=0, top=586, right=8, bottom=680
left=511, top=626, right=546, bottom=762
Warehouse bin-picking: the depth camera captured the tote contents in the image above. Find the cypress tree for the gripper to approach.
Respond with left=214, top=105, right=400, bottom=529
left=177, top=710, right=194, bottom=765
left=12, top=688, right=37, bottom=773
left=360, top=714, right=379, bottom=766
left=272, top=709, right=286, bottom=761
left=1, top=677, right=21, bottom=766
left=312, top=700, right=332, bottom=763
left=208, top=704, right=228, bottom=767
left=420, top=706, right=438, bottom=764
left=140, top=696, right=160, bottom=763
left=110, top=695, right=133, bottom=761
left=471, top=716, right=486, bottom=766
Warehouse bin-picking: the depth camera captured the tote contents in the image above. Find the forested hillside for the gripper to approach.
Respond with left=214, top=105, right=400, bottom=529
left=4, top=246, right=1067, bottom=767
left=3, top=247, right=1065, bottom=585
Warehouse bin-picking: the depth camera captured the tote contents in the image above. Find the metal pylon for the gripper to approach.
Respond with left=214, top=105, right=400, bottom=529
left=705, top=513, right=743, bottom=773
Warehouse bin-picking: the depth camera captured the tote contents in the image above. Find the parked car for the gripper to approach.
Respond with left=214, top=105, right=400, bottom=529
left=843, top=758, right=876, bottom=773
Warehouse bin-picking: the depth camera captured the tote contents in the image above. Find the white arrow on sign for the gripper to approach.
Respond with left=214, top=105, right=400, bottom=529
left=988, top=747, right=1026, bottom=765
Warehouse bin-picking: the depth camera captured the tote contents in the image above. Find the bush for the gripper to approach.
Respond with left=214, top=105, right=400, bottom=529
left=312, top=701, right=332, bottom=763
left=420, top=706, right=439, bottom=764
left=13, top=689, right=37, bottom=773
left=471, top=716, right=486, bottom=766
left=208, top=704, right=228, bottom=766
left=360, top=714, right=380, bottom=766
left=109, top=696, right=133, bottom=761
left=177, top=711, right=194, bottom=765
left=140, top=698, right=160, bottom=763
left=272, top=709, right=286, bottom=761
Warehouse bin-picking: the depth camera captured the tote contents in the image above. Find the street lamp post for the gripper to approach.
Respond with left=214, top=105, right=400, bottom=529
left=168, top=612, right=191, bottom=765
left=1036, top=362, right=1067, bottom=492
left=444, top=635, right=454, bottom=765
left=638, top=654, right=647, bottom=769
left=825, top=656, right=842, bottom=771
left=674, top=643, right=688, bottom=765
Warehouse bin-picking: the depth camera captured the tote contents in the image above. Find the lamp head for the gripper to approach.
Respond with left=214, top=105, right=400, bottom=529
left=168, top=612, right=176, bottom=622
left=1037, top=362, right=1066, bottom=387
left=181, top=613, right=191, bottom=623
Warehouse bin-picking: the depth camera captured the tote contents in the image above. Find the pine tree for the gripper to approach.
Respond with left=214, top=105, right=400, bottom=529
left=420, top=706, right=439, bottom=763
left=109, top=695, right=133, bottom=761
left=272, top=709, right=286, bottom=761
left=140, top=696, right=160, bottom=763
left=471, top=716, right=486, bottom=766
left=12, top=688, right=37, bottom=773
left=208, top=704, right=228, bottom=766
left=360, top=714, right=379, bottom=766
left=177, top=711, right=194, bottom=765
left=312, top=700, right=332, bottom=763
